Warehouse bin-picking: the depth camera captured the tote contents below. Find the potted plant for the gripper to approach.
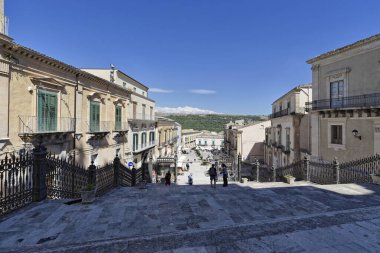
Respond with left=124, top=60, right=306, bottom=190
left=371, top=174, right=380, bottom=185
left=284, top=175, right=295, bottom=184
left=81, top=184, right=96, bottom=204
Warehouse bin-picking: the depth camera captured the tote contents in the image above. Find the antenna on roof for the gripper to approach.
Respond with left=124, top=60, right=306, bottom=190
left=110, top=64, right=115, bottom=82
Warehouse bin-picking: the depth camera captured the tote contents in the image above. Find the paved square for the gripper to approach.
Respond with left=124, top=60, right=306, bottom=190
left=1, top=182, right=380, bottom=252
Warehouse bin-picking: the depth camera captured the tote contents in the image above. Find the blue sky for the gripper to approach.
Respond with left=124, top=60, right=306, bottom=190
left=6, top=0, right=380, bottom=115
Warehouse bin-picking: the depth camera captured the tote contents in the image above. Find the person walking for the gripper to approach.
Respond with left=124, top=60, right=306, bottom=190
left=209, top=164, right=217, bottom=188
left=165, top=171, right=171, bottom=186
left=221, top=163, right=228, bottom=187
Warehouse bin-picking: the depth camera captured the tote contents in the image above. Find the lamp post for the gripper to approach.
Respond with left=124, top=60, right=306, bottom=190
left=174, top=154, right=178, bottom=183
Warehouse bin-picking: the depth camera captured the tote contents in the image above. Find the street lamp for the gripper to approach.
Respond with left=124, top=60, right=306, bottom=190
left=174, top=154, right=178, bottom=183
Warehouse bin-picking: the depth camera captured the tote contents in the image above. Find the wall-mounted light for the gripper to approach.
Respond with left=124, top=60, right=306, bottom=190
left=352, top=129, right=361, bottom=140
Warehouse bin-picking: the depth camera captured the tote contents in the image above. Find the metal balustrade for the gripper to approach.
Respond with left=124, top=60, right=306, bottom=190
left=18, top=116, right=75, bottom=135
left=306, top=93, right=380, bottom=111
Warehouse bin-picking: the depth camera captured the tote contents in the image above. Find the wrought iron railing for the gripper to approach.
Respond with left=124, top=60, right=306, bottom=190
left=0, top=153, right=33, bottom=216
left=128, top=112, right=155, bottom=121
left=269, top=108, right=289, bottom=119
left=306, top=93, right=380, bottom=111
left=114, top=122, right=128, bottom=132
left=86, top=121, right=112, bottom=133
left=96, top=163, right=114, bottom=197
left=18, top=116, right=75, bottom=134
left=46, top=154, right=88, bottom=199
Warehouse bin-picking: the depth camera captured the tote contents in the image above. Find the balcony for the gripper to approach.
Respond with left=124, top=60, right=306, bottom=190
left=18, top=116, right=75, bottom=137
left=113, top=122, right=128, bottom=135
left=133, top=141, right=156, bottom=154
left=128, top=112, right=155, bottom=122
left=86, top=121, right=112, bottom=137
left=269, top=108, right=289, bottom=119
left=306, top=93, right=380, bottom=111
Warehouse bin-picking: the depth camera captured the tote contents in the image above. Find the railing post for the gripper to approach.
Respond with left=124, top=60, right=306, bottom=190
left=304, top=155, right=310, bottom=182
left=88, top=161, right=97, bottom=186
left=238, top=153, right=242, bottom=182
left=113, top=155, right=120, bottom=186
left=132, top=167, right=136, bottom=186
left=32, top=144, right=47, bottom=202
left=272, top=166, right=276, bottom=182
left=255, top=159, right=260, bottom=182
left=334, top=157, right=340, bottom=184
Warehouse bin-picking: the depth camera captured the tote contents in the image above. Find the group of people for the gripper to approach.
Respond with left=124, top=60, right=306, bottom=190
left=164, top=162, right=229, bottom=187
left=208, top=163, right=228, bottom=188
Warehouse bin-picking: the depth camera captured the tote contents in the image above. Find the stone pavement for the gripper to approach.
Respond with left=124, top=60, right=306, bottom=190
left=1, top=182, right=380, bottom=252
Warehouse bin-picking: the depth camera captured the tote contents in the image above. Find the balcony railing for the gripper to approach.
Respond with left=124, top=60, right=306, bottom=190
left=133, top=140, right=156, bottom=153
left=306, top=93, right=380, bottom=111
left=86, top=121, right=112, bottom=133
left=18, top=116, right=75, bottom=135
left=128, top=112, right=155, bottom=121
left=114, top=122, right=128, bottom=132
left=269, top=108, right=289, bottom=119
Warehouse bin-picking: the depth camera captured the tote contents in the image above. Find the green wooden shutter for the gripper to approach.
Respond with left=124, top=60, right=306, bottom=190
left=90, top=101, right=100, bottom=132
left=115, top=106, right=121, bottom=130
left=37, top=90, right=57, bottom=132
left=48, top=93, right=57, bottom=131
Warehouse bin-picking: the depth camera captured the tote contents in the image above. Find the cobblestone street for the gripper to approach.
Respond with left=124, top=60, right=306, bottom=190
left=1, top=181, right=380, bottom=252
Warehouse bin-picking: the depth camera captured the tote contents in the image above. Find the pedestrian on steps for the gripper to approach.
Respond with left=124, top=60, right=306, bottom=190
left=165, top=171, right=171, bottom=186
left=221, top=163, right=228, bottom=187
left=209, top=164, right=217, bottom=188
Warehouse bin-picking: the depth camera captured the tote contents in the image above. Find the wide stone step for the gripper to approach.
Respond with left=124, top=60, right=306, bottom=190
left=5, top=205, right=380, bottom=253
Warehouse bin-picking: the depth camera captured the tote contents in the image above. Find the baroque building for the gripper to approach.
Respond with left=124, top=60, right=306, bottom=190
left=225, top=121, right=271, bottom=163
left=307, top=34, right=380, bottom=161
left=264, top=85, right=311, bottom=167
left=82, top=67, right=157, bottom=169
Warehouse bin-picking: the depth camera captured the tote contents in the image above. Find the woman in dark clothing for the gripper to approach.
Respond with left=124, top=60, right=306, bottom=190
left=165, top=171, right=171, bottom=186
left=221, top=163, right=228, bottom=187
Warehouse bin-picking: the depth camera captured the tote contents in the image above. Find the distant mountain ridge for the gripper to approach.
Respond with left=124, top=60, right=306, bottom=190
left=156, top=106, right=222, bottom=115
left=163, top=114, right=266, bottom=133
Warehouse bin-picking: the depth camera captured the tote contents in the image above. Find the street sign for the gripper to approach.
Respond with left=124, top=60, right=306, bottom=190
left=127, top=161, right=134, bottom=168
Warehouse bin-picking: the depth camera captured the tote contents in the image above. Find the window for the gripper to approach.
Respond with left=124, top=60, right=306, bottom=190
left=142, top=104, right=146, bottom=120
left=205, top=140, right=208, bottom=146
left=37, top=90, right=57, bottom=132
left=115, top=106, right=122, bottom=130
left=149, top=132, right=155, bottom=145
left=150, top=107, right=153, bottom=120
left=287, top=101, right=291, bottom=110
left=331, top=125, right=343, bottom=144
left=330, top=80, right=344, bottom=108
left=199, top=140, right=201, bottom=145
left=133, top=87, right=136, bottom=92
left=286, top=128, right=290, bottom=150
left=132, top=102, right=137, bottom=119
left=133, top=133, right=139, bottom=151
left=212, top=140, right=215, bottom=146
left=90, top=101, right=100, bottom=132
left=123, top=82, right=126, bottom=88
left=141, top=132, right=147, bottom=148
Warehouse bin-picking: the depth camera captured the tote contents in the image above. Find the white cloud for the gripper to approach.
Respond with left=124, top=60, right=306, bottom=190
left=156, top=106, right=222, bottom=115
left=189, top=89, right=216, bottom=95
left=149, top=88, right=174, bottom=93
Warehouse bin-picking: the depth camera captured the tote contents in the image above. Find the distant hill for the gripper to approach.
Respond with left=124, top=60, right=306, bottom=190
left=162, top=114, right=267, bottom=133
